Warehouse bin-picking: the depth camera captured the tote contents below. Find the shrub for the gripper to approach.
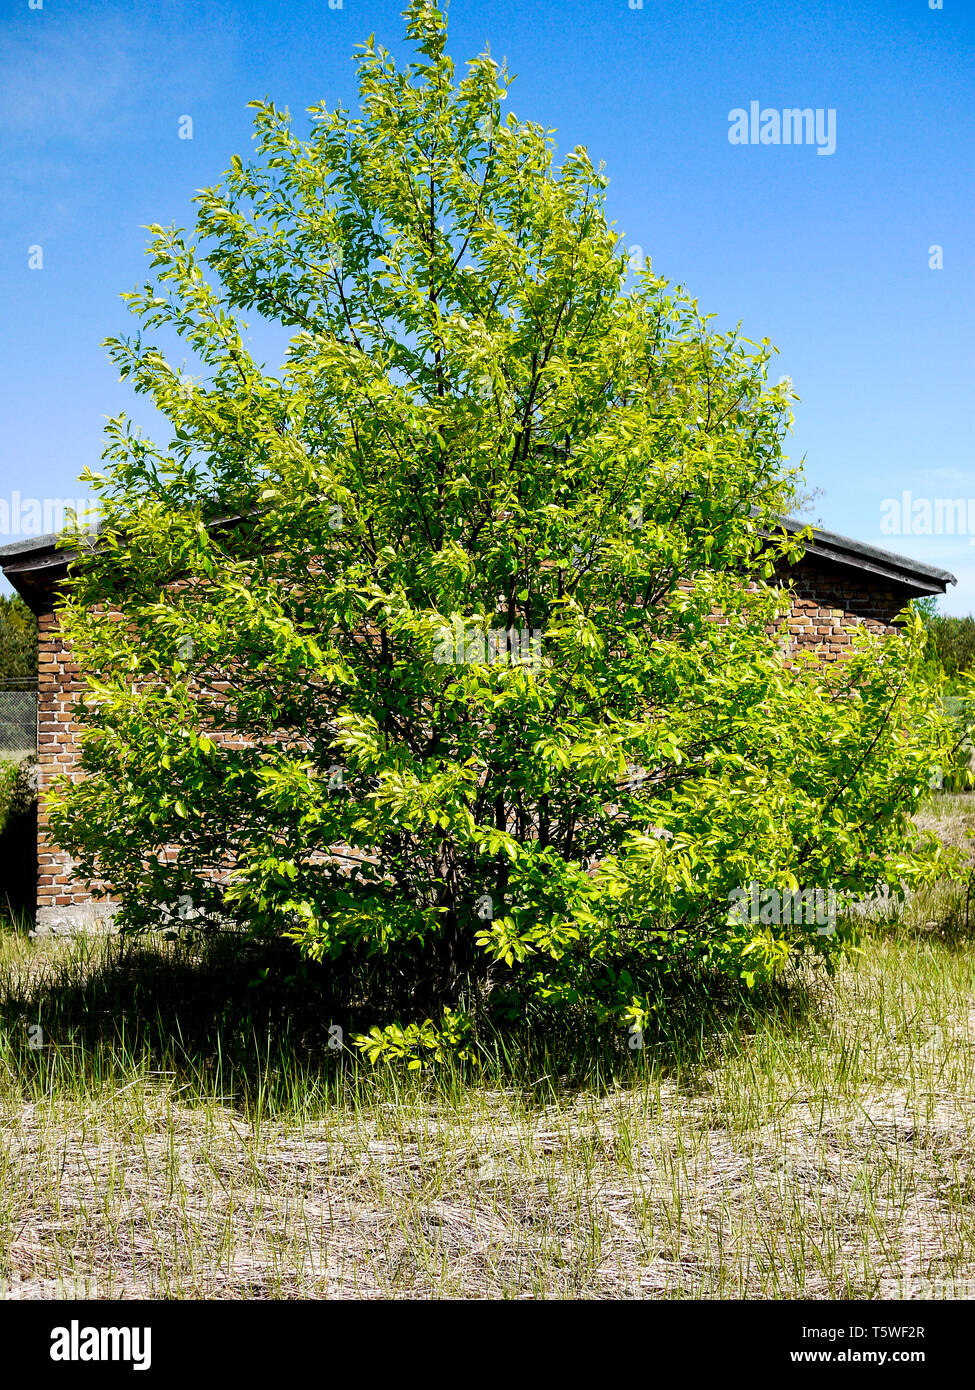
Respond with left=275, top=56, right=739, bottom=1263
left=49, top=2, right=962, bottom=1055
left=0, top=759, right=17, bottom=832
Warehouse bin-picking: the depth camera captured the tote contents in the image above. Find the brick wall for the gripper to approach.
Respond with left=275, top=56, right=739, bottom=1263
left=35, top=608, right=115, bottom=934
left=28, top=560, right=915, bottom=931
left=775, top=560, right=905, bottom=659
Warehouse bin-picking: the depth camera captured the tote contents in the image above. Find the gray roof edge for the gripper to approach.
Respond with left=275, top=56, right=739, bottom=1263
left=774, top=515, right=957, bottom=587
left=0, top=532, right=69, bottom=561
left=0, top=513, right=960, bottom=590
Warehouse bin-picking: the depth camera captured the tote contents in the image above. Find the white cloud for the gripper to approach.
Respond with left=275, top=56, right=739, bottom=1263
left=0, top=27, right=137, bottom=141
left=912, top=467, right=974, bottom=486
left=0, top=10, right=234, bottom=145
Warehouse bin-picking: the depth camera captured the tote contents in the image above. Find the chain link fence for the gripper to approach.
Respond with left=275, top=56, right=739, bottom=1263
left=0, top=685, right=37, bottom=756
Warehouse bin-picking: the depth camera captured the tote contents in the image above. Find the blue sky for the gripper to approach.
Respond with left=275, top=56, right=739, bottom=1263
left=1, top=0, right=973, bottom=608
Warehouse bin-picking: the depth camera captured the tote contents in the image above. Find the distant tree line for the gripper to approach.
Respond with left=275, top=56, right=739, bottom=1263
left=915, top=598, right=975, bottom=691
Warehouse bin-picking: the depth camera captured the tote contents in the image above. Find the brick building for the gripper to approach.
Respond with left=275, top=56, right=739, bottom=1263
left=0, top=520, right=957, bottom=934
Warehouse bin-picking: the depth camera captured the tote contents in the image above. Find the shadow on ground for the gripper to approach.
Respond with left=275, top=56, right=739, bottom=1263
left=0, top=800, right=37, bottom=921
left=0, top=926, right=821, bottom=1115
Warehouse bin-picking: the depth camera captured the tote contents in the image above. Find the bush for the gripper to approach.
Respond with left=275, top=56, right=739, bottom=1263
left=0, top=759, right=17, bottom=831
left=49, top=2, right=962, bottom=1055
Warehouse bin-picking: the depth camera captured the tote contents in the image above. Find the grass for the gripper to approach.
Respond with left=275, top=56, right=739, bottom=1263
left=1, top=806, right=975, bottom=1298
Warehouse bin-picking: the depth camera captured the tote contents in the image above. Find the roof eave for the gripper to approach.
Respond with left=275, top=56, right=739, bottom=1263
left=0, top=512, right=961, bottom=611
left=766, top=516, right=957, bottom=595
left=0, top=539, right=72, bottom=615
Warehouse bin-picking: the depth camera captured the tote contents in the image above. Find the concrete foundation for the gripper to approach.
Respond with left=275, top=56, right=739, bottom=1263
left=33, top=902, right=118, bottom=938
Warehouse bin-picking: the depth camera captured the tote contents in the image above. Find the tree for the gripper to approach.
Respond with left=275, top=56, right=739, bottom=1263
left=0, top=596, right=37, bottom=684
left=51, top=2, right=959, bottom=1056
left=0, top=596, right=38, bottom=757
left=920, top=604, right=975, bottom=688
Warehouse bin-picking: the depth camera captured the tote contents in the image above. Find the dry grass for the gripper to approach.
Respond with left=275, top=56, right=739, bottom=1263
left=915, top=791, right=975, bottom=857
left=3, top=802, right=975, bottom=1299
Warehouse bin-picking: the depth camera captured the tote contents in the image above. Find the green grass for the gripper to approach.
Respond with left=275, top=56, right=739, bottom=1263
left=2, top=810, right=975, bottom=1298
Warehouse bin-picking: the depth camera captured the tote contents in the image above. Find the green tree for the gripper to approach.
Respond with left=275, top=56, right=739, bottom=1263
left=0, top=596, right=38, bottom=759
left=922, top=607, right=975, bottom=688
left=0, top=596, right=37, bottom=683
left=51, top=2, right=959, bottom=1053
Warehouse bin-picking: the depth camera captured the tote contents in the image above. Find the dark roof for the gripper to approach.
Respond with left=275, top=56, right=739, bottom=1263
left=0, top=532, right=78, bottom=613
left=770, top=516, right=957, bottom=596
left=0, top=514, right=958, bottom=614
